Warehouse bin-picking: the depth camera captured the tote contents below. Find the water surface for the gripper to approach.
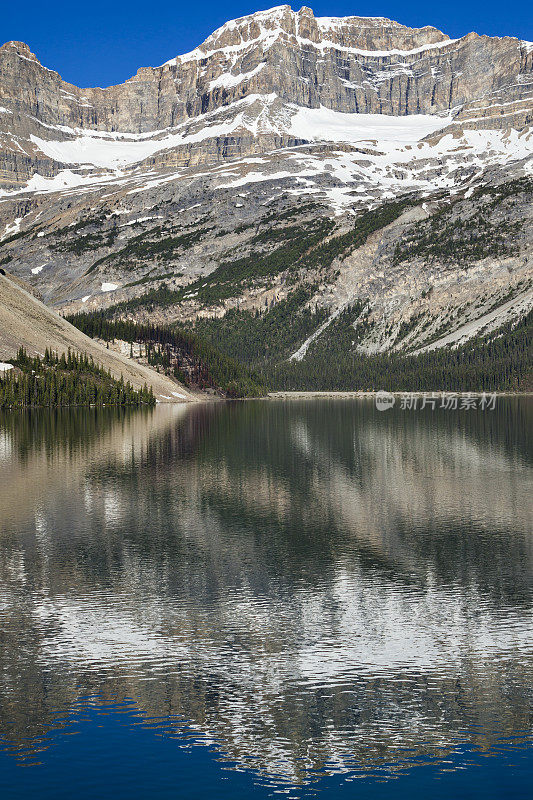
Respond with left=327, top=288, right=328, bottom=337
left=0, top=399, right=531, bottom=798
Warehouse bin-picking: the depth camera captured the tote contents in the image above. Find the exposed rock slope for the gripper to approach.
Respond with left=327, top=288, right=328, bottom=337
left=0, top=6, right=531, bottom=187
left=0, top=270, right=194, bottom=401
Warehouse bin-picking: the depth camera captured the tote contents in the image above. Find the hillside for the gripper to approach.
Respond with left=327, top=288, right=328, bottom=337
left=0, top=270, right=195, bottom=402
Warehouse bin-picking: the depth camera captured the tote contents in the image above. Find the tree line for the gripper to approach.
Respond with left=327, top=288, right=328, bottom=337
left=263, top=310, right=532, bottom=393
left=0, top=348, right=155, bottom=408
left=66, top=313, right=266, bottom=397
left=66, top=304, right=532, bottom=396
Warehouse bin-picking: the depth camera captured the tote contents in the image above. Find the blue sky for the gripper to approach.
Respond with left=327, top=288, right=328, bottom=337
left=2, top=1, right=531, bottom=87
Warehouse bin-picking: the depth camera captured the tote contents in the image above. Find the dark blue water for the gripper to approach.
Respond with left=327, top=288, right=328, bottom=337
left=0, top=700, right=531, bottom=799
left=0, top=400, right=531, bottom=798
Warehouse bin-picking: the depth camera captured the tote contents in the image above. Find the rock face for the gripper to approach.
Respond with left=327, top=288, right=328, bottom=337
left=0, top=5, right=532, bottom=186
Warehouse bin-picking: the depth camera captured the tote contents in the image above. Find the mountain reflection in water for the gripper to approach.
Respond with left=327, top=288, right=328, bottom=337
left=0, top=400, right=531, bottom=795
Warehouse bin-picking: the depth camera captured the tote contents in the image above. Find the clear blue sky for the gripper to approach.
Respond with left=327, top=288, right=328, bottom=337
left=2, top=1, right=531, bottom=87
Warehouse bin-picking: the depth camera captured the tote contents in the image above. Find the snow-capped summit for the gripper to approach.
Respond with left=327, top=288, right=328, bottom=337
left=0, top=5, right=531, bottom=190
left=162, top=5, right=450, bottom=65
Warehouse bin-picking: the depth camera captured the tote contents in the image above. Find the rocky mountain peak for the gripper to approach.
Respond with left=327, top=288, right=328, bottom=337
left=0, top=5, right=531, bottom=191
left=0, top=40, right=41, bottom=64
left=171, top=5, right=450, bottom=64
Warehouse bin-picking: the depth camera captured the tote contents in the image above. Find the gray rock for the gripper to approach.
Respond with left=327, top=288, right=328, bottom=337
left=0, top=7, right=531, bottom=186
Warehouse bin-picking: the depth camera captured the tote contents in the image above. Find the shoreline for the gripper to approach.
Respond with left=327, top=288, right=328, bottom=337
left=267, top=391, right=533, bottom=400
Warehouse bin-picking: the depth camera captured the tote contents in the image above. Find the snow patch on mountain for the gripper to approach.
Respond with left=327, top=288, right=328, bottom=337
left=288, top=106, right=453, bottom=144
left=28, top=95, right=280, bottom=169
left=27, top=100, right=453, bottom=173
left=208, top=63, right=266, bottom=90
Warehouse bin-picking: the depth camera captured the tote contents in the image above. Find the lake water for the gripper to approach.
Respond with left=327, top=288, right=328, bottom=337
left=0, top=399, right=531, bottom=799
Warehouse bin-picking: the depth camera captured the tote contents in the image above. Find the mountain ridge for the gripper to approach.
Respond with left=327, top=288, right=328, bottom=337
left=0, top=5, right=531, bottom=191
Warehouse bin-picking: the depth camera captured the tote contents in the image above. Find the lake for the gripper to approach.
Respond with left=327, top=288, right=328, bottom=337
left=0, top=399, right=531, bottom=799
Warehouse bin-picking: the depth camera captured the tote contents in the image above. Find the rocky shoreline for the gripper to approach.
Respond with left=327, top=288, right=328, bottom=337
left=267, top=391, right=532, bottom=399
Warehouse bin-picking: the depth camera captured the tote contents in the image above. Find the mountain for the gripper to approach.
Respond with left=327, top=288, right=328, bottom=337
left=0, top=6, right=531, bottom=379
left=0, top=5, right=532, bottom=187
left=0, top=6, right=533, bottom=186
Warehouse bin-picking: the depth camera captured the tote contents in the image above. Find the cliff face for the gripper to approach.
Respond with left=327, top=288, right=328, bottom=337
left=0, top=5, right=532, bottom=186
